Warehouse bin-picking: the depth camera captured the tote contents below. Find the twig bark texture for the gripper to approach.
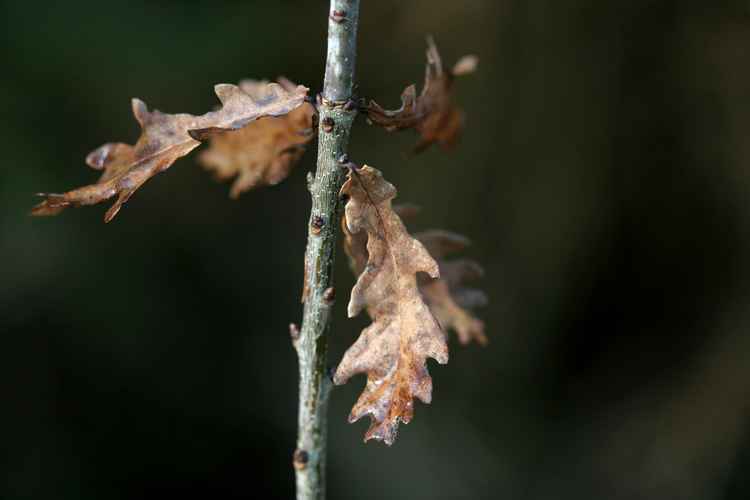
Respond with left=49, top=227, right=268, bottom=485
left=295, top=1, right=360, bottom=500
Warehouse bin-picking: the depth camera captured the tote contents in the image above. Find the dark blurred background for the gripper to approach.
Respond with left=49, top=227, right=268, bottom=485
left=3, top=0, right=750, bottom=498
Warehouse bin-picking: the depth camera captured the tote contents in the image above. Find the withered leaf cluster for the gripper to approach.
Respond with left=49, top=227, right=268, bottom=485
left=336, top=165, right=487, bottom=444
left=335, top=165, right=449, bottom=445
left=30, top=37, right=485, bottom=447
left=366, top=37, right=478, bottom=153
left=32, top=81, right=309, bottom=222
left=415, top=230, right=488, bottom=346
left=344, top=204, right=487, bottom=346
left=198, top=79, right=316, bottom=199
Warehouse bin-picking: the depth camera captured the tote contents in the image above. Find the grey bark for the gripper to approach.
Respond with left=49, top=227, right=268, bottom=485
left=294, top=1, right=360, bottom=500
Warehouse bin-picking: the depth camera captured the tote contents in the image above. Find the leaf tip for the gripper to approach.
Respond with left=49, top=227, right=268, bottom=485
left=30, top=201, right=63, bottom=217
left=332, top=368, right=348, bottom=387
left=435, top=349, right=449, bottom=365
left=131, top=98, right=149, bottom=125
left=30, top=194, right=68, bottom=217
left=103, top=206, right=119, bottom=223
left=452, top=55, right=479, bottom=76
left=363, top=420, right=398, bottom=446
left=214, top=83, right=238, bottom=105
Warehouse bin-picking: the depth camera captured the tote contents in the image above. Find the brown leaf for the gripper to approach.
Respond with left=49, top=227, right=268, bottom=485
left=343, top=204, right=488, bottom=346
left=31, top=82, right=309, bottom=222
left=334, top=165, right=448, bottom=445
left=415, top=229, right=488, bottom=346
left=197, top=79, right=316, bottom=198
left=365, top=37, right=477, bottom=153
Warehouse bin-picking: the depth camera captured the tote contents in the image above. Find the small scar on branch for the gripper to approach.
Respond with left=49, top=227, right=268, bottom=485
left=321, top=117, right=335, bottom=133
left=293, top=449, right=309, bottom=470
left=311, top=215, right=325, bottom=235
left=306, top=171, right=315, bottom=192
left=289, top=323, right=300, bottom=343
left=330, top=10, right=346, bottom=23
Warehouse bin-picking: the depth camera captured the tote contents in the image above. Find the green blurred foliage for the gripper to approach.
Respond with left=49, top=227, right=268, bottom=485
left=4, top=1, right=750, bottom=499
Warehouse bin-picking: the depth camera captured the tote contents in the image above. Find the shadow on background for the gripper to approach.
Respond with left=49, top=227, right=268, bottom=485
left=3, top=1, right=750, bottom=499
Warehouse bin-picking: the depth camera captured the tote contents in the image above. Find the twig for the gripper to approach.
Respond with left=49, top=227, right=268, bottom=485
left=294, top=1, right=360, bottom=499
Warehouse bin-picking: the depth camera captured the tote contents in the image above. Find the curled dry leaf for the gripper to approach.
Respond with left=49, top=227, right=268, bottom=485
left=334, top=165, right=448, bottom=445
left=197, top=79, right=316, bottom=199
left=343, top=204, right=488, bottom=346
left=31, top=82, right=308, bottom=222
left=365, top=37, right=478, bottom=153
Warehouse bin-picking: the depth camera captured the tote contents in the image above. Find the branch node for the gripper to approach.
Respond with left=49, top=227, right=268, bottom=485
left=323, top=287, right=336, bottom=305
left=311, top=215, right=326, bottom=235
left=341, top=159, right=361, bottom=172
left=293, top=449, right=310, bottom=471
left=289, top=323, right=301, bottom=345
left=330, top=10, right=347, bottom=23
left=319, top=95, right=359, bottom=110
left=321, top=117, right=335, bottom=133
left=306, top=171, right=315, bottom=192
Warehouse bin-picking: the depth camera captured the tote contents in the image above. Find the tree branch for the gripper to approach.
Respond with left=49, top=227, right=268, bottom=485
left=294, top=1, right=360, bottom=499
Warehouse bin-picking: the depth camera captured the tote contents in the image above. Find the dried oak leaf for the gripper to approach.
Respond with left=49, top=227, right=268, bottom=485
left=197, top=78, right=315, bottom=198
left=343, top=204, right=488, bottom=346
left=31, top=82, right=309, bottom=222
left=365, top=37, right=478, bottom=153
left=415, top=229, right=488, bottom=346
left=334, top=165, right=448, bottom=445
